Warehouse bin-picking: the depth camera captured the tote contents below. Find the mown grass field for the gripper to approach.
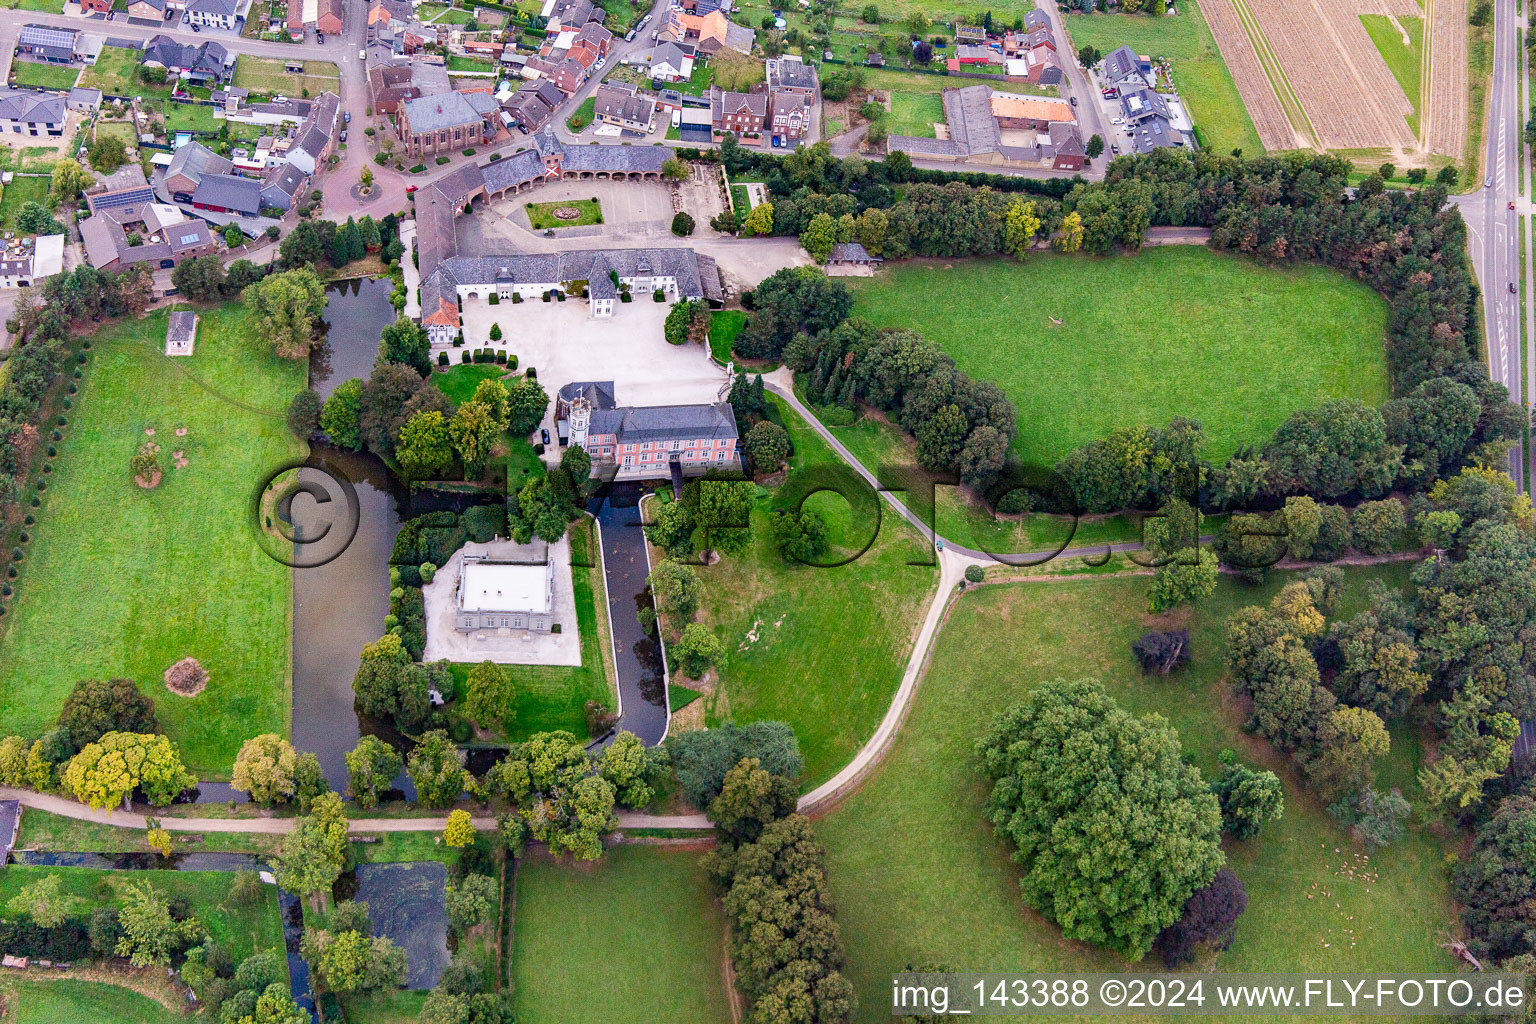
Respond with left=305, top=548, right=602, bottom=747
left=0, top=306, right=306, bottom=776
left=431, top=363, right=509, bottom=405
left=10, top=60, right=80, bottom=91
left=817, top=564, right=1458, bottom=1024
left=511, top=846, right=731, bottom=1024
left=666, top=397, right=937, bottom=787
left=0, top=866, right=287, bottom=966
left=847, top=250, right=1391, bottom=471
left=1062, top=2, right=1264, bottom=155
left=17, top=808, right=282, bottom=857
left=0, top=174, right=51, bottom=231
left=1361, top=14, right=1423, bottom=136
left=447, top=518, right=616, bottom=741
left=77, top=46, right=141, bottom=96
left=232, top=56, right=340, bottom=97
left=0, top=979, right=178, bottom=1024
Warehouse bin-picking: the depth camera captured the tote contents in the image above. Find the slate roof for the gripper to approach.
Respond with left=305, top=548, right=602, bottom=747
left=435, top=161, right=490, bottom=205
left=262, top=162, right=306, bottom=197
left=561, top=143, right=670, bottom=173
left=590, top=401, right=737, bottom=443
left=68, top=86, right=103, bottom=108
left=168, top=311, right=198, bottom=349
left=827, top=241, right=877, bottom=263
left=594, top=82, right=655, bottom=125
left=295, top=91, right=340, bottom=157
left=558, top=380, right=617, bottom=408
left=167, top=140, right=233, bottom=184
left=401, top=91, right=484, bottom=133
left=143, top=36, right=231, bottom=75
left=0, top=89, right=64, bottom=125
left=481, top=147, right=547, bottom=190
left=435, top=247, right=708, bottom=299
left=188, top=0, right=241, bottom=16
left=192, top=172, right=262, bottom=214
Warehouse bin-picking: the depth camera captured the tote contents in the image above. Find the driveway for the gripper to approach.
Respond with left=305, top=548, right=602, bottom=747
left=453, top=295, right=726, bottom=419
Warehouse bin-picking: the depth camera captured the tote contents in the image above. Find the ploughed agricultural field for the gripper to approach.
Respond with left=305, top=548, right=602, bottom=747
left=847, top=249, right=1391, bottom=471
left=817, top=564, right=1456, bottom=1023
left=0, top=306, right=306, bottom=776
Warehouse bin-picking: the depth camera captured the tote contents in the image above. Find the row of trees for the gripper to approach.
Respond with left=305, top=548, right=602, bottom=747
left=1055, top=367, right=1517, bottom=516
left=277, top=213, right=402, bottom=273
left=732, top=271, right=1016, bottom=494
left=696, top=731, right=854, bottom=1024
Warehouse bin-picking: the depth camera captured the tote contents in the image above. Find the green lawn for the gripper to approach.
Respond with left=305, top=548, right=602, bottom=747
left=10, top=60, right=80, bottom=91
left=1062, top=1, right=1264, bottom=155
left=78, top=47, right=143, bottom=96
left=885, top=89, right=944, bottom=138
left=813, top=400, right=1149, bottom=555
left=0, top=979, right=178, bottom=1024
left=525, top=198, right=603, bottom=230
left=818, top=563, right=1457, bottom=1023
left=667, top=397, right=937, bottom=788
left=0, top=865, right=287, bottom=966
left=0, top=174, right=51, bottom=231
left=668, top=62, right=717, bottom=98
left=163, top=99, right=221, bottom=134
left=446, top=54, right=497, bottom=73
left=94, top=120, right=139, bottom=151
left=431, top=363, right=510, bottom=405
left=511, top=846, right=731, bottom=1023
left=447, top=518, right=616, bottom=740
left=17, top=808, right=282, bottom=857
left=565, top=96, right=596, bottom=131
left=1361, top=14, right=1423, bottom=136
left=0, top=305, right=306, bottom=776
left=340, top=990, right=429, bottom=1024
left=847, top=250, right=1390, bottom=470
left=231, top=56, right=340, bottom=97
left=707, top=309, right=747, bottom=365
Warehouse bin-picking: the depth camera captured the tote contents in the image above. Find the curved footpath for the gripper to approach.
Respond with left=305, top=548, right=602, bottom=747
left=2, top=376, right=1159, bottom=835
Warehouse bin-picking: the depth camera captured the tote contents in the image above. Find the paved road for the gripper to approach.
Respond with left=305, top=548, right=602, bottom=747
left=1455, top=0, right=1526, bottom=490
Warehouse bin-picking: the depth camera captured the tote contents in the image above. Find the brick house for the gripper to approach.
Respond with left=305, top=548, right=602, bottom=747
left=396, top=90, right=497, bottom=157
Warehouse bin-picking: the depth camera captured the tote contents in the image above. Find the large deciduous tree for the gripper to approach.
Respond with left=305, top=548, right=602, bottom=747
left=63, top=732, right=197, bottom=809
left=344, top=734, right=403, bottom=810
left=56, top=677, right=158, bottom=752
left=976, top=679, right=1224, bottom=960
left=231, top=733, right=300, bottom=807
left=275, top=792, right=350, bottom=897
left=244, top=268, right=327, bottom=361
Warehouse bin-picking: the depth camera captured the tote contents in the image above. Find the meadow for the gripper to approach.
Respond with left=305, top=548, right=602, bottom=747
left=511, top=846, right=731, bottom=1023
left=817, top=563, right=1458, bottom=1023
left=847, top=249, right=1391, bottom=471
left=0, top=305, right=306, bottom=776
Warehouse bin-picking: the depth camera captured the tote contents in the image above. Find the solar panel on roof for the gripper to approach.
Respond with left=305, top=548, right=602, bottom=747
left=19, top=26, right=78, bottom=49
left=90, top=187, right=155, bottom=211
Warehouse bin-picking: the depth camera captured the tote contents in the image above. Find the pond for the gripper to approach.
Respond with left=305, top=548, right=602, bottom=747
left=289, top=278, right=412, bottom=790
left=355, top=861, right=450, bottom=990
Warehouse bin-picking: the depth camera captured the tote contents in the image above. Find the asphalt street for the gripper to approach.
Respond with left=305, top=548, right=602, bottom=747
left=1457, top=0, right=1526, bottom=490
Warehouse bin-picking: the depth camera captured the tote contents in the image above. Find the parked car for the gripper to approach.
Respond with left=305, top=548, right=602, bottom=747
left=1110, top=117, right=1124, bottom=125
left=344, top=111, right=351, bottom=123
left=191, top=23, right=200, bottom=31
left=316, top=31, right=325, bottom=42
left=540, top=428, right=551, bottom=445
left=406, top=184, right=419, bottom=193
left=339, top=129, right=347, bottom=142
left=359, top=48, right=367, bottom=59
left=1111, top=144, right=1120, bottom=154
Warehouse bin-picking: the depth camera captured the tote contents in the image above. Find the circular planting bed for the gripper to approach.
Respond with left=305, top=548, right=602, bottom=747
left=551, top=206, right=584, bottom=221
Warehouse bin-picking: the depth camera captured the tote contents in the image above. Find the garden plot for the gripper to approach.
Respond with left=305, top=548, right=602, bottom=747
left=355, top=861, right=451, bottom=990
